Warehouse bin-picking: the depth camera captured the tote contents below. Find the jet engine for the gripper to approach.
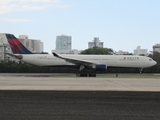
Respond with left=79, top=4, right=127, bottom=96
left=92, top=64, right=107, bottom=71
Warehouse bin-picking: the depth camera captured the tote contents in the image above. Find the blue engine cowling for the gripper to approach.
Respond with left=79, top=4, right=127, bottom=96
left=94, top=64, right=107, bottom=71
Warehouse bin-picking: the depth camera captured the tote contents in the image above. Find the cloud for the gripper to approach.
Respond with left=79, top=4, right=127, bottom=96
left=0, top=0, right=71, bottom=23
left=0, top=18, right=33, bottom=23
left=55, top=4, right=72, bottom=8
left=0, top=0, right=69, bottom=14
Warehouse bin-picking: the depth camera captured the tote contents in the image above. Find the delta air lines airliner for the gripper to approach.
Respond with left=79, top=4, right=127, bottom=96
left=4, top=34, right=157, bottom=74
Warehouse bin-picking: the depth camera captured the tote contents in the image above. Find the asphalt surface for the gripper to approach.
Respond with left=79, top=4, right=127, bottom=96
left=0, top=91, right=160, bottom=120
left=1, top=76, right=160, bottom=91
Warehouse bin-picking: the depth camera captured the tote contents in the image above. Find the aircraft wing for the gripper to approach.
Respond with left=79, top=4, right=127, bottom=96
left=5, top=53, right=23, bottom=60
left=52, top=52, right=98, bottom=67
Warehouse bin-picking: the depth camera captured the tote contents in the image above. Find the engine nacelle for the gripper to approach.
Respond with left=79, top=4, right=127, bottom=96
left=93, top=64, right=107, bottom=71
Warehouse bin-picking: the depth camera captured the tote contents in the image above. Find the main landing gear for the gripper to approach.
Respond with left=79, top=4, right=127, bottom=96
left=76, top=73, right=96, bottom=77
left=76, top=65, right=96, bottom=77
left=140, top=68, right=143, bottom=73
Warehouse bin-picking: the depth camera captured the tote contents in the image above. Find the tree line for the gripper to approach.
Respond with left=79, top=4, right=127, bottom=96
left=0, top=47, right=159, bottom=73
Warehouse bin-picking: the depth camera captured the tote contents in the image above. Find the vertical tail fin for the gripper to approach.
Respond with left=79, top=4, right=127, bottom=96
left=6, top=34, right=33, bottom=54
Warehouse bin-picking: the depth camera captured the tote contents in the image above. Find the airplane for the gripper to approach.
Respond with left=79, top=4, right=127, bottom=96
left=5, top=34, right=157, bottom=76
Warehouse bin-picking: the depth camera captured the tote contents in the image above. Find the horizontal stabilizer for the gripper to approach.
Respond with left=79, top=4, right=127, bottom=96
left=5, top=53, right=23, bottom=60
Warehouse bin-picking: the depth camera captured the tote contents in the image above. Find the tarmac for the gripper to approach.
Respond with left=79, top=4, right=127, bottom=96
left=0, top=74, right=160, bottom=91
left=0, top=73, right=160, bottom=120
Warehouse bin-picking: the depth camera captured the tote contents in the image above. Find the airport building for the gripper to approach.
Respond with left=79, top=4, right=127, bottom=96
left=56, top=34, right=72, bottom=50
left=153, top=44, right=160, bottom=53
left=18, top=35, right=43, bottom=53
left=0, top=43, right=10, bottom=61
left=88, top=37, right=103, bottom=48
left=115, top=50, right=129, bottom=55
left=52, top=49, right=80, bottom=54
left=134, top=46, right=148, bottom=56
left=0, top=33, right=12, bottom=60
left=53, top=34, right=79, bottom=54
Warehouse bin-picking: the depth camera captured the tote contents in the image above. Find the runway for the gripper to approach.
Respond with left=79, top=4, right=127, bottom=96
left=0, top=74, right=160, bottom=119
left=0, top=75, right=160, bottom=91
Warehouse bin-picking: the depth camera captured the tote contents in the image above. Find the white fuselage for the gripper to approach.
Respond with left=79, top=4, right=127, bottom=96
left=19, top=54, right=157, bottom=69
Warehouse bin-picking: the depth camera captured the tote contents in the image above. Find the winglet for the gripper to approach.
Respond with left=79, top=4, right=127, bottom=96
left=52, top=52, right=59, bottom=57
left=52, top=52, right=64, bottom=59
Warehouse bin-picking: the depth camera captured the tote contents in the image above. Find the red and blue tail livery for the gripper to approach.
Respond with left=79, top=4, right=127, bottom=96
left=6, top=34, right=33, bottom=54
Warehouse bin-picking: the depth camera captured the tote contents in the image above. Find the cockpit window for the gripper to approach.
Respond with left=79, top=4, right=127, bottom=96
left=149, top=59, right=152, bottom=61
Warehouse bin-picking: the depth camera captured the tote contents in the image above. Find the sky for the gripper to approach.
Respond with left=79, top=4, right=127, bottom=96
left=0, top=0, right=160, bottom=54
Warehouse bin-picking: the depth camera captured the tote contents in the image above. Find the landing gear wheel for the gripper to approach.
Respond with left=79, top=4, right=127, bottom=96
left=140, top=68, right=143, bottom=73
left=76, top=65, right=97, bottom=77
left=76, top=71, right=96, bottom=77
